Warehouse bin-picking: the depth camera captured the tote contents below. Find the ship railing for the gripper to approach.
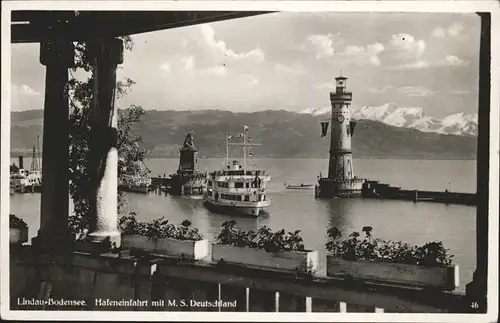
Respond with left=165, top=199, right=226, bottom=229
left=211, top=187, right=267, bottom=194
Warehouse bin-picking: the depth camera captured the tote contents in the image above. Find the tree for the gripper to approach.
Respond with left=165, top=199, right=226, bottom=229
left=68, top=37, right=148, bottom=240
left=10, top=163, right=19, bottom=173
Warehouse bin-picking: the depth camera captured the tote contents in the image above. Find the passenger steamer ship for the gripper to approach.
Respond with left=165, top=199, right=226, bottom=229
left=203, top=126, right=271, bottom=217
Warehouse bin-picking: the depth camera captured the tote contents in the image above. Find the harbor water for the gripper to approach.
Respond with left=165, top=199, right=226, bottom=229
left=9, top=157, right=476, bottom=292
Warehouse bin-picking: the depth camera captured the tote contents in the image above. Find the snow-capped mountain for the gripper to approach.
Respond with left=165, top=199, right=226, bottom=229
left=299, top=106, right=332, bottom=116
left=299, top=103, right=478, bottom=136
left=439, top=112, right=478, bottom=136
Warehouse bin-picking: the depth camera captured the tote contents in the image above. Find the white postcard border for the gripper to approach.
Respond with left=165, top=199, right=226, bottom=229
left=1, top=1, right=499, bottom=322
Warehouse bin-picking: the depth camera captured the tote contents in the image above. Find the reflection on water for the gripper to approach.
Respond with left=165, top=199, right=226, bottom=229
left=9, top=158, right=476, bottom=292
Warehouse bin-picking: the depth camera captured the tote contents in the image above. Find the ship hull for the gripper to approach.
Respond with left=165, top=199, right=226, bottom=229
left=286, top=185, right=313, bottom=190
left=203, top=197, right=269, bottom=217
left=119, top=185, right=149, bottom=193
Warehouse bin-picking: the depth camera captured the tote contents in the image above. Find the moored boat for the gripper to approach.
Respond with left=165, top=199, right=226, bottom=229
left=285, top=183, right=314, bottom=189
left=203, top=126, right=271, bottom=217
left=119, top=162, right=152, bottom=193
left=10, top=137, right=43, bottom=194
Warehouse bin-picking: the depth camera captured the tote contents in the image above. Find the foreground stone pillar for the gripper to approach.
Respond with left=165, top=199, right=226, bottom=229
left=465, top=13, right=490, bottom=313
left=33, top=41, right=74, bottom=250
left=86, top=38, right=124, bottom=248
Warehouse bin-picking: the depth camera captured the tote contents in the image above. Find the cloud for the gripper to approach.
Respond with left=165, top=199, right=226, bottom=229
left=443, top=54, right=470, bottom=66
left=306, top=32, right=384, bottom=66
left=368, top=85, right=394, bottom=94
left=274, top=62, right=308, bottom=76
left=180, top=56, right=195, bottom=70
left=368, top=85, right=434, bottom=97
left=385, top=60, right=430, bottom=70
left=306, top=32, right=428, bottom=69
left=447, top=23, right=465, bottom=37
left=307, top=33, right=337, bottom=60
left=241, top=74, right=258, bottom=86
left=312, top=82, right=336, bottom=90
left=378, top=33, right=428, bottom=70
left=160, top=62, right=171, bottom=72
left=432, top=23, right=465, bottom=38
left=431, top=27, right=446, bottom=38
left=388, top=33, right=426, bottom=61
left=384, top=54, right=470, bottom=70
left=398, top=86, right=435, bottom=97
left=449, top=89, right=471, bottom=95
left=339, top=43, right=385, bottom=66
left=200, top=25, right=265, bottom=63
left=12, top=84, right=40, bottom=97
left=11, top=84, right=42, bottom=111
left=204, top=65, right=227, bottom=77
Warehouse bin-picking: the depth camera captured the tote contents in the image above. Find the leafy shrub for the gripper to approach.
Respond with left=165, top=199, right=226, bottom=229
left=325, top=226, right=454, bottom=267
left=9, top=214, right=27, bottom=229
left=118, top=213, right=203, bottom=241
left=216, top=220, right=306, bottom=253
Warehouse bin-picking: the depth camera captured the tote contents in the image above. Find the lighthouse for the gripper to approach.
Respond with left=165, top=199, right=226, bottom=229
left=316, top=75, right=365, bottom=198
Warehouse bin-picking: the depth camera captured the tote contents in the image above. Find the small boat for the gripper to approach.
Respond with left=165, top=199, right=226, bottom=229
left=285, top=183, right=314, bottom=189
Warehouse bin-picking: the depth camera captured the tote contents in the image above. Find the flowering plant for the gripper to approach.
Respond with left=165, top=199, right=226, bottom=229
left=217, top=220, right=306, bottom=253
left=325, top=226, right=453, bottom=267
left=119, top=213, right=203, bottom=241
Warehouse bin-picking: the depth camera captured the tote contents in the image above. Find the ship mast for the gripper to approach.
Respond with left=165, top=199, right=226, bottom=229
left=228, top=126, right=261, bottom=172
left=37, top=133, right=41, bottom=171
left=225, top=132, right=229, bottom=166
left=31, top=146, right=36, bottom=172
left=243, top=127, right=247, bottom=174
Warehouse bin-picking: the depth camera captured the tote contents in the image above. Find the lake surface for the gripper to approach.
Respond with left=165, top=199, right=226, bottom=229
left=9, top=157, right=477, bottom=292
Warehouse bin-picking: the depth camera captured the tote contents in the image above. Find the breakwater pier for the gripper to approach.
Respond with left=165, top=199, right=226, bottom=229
left=361, top=180, right=477, bottom=206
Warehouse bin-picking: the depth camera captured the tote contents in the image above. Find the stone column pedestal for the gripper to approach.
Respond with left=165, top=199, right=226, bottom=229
left=84, top=38, right=124, bottom=250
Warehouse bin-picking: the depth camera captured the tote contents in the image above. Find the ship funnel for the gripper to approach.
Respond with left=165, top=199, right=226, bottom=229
left=18, top=156, right=24, bottom=169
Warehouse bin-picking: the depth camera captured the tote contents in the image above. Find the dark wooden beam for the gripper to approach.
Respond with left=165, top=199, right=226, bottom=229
left=465, top=12, right=491, bottom=313
left=11, top=11, right=273, bottom=43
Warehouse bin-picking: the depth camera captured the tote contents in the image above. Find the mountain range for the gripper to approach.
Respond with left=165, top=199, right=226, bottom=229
left=300, top=103, right=478, bottom=137
left=10, top=108, right=477, bottom=160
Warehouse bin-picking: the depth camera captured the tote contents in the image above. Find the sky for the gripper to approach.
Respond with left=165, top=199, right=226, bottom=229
left=11, top=12, right=480, bottom=118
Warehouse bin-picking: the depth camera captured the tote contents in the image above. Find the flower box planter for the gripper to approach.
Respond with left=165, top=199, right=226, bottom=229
left=10, top=227, right=28, bottom=244
left=121, top=234, right=210, bottom=260
left=326, top=255, right=459, bottom=291
left=212, top=244, right=318, bottom=273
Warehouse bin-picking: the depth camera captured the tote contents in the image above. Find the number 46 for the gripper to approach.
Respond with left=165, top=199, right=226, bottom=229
left=470, top=302, right=479, bottom=309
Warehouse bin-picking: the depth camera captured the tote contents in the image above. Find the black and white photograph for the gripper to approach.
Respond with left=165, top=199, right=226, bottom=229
left=1, top=1, right=498, bottom=321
